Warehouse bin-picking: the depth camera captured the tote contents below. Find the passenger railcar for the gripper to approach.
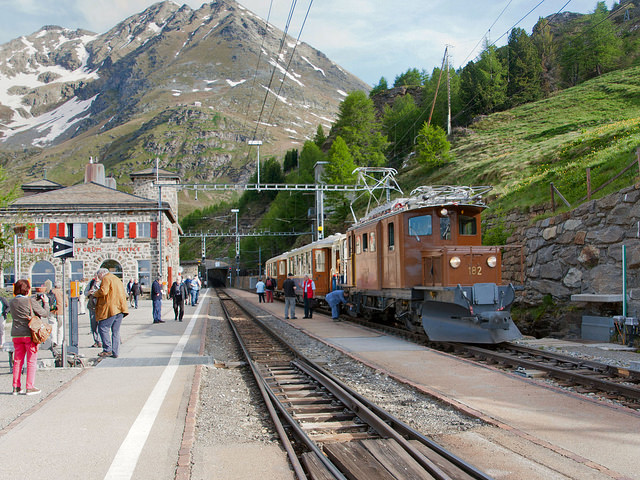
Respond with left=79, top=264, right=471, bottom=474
left=265, top=234, right=346, bottom=299
left=264, top=186, right=521, bottom=344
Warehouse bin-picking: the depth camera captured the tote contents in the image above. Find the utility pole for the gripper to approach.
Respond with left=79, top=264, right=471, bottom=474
left=446, top=45, right=452, bottom=136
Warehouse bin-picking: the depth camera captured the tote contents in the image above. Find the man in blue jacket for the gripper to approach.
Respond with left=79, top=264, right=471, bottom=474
left=325, top=289, right=351, bottom=321
left=152, top=276, right=164, bottom=324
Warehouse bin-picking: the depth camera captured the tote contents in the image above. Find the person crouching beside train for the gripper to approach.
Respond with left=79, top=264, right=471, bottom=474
left=302, top=275, right=316, bottom=319
left=325, top=289, right=351, bottom=322
left=10, top=279, right=49, bottom=395
left=283, top=273, right=297, bottom=319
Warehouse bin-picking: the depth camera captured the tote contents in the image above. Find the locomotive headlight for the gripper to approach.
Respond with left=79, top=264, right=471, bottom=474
left=487, top=256, right=497, bottom=268
left=449, top=256, right=461, bottom=268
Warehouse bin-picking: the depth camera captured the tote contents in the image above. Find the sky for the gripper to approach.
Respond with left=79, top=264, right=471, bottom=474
left=0, top=0, right=615, bottom=86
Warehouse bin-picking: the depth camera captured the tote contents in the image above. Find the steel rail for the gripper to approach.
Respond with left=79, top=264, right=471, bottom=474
left=219, top=294, right=348, bottom=480
left=220, top=289, right=493, bottom=480
left=458, top=344, right=640, bottom=402
left=294, top=359, right=454, bottom=480
left=296, top=359, right=495, bottom=480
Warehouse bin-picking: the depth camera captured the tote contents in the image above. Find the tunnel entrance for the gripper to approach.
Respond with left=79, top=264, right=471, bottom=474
left=207, top=267, right=229, bottom=288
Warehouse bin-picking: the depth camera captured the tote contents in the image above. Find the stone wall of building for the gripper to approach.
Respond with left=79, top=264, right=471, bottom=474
left=498, top=184, right=640, bottom=318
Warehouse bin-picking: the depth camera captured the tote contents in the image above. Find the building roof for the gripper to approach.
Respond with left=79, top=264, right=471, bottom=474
left=130, top=167, right=181, bottom=181
left=22, top=179, right=64, bottom=188
left=5, top=182, right=178, bottom=224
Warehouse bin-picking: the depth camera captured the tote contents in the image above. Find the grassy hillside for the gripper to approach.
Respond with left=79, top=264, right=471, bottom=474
left=399, top=66, right=640, bottom=216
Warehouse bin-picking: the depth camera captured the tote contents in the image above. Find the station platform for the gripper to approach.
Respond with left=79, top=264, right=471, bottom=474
left=0, top=291, right=291, bottom=480
left=228, top=288, right=640, bottom=480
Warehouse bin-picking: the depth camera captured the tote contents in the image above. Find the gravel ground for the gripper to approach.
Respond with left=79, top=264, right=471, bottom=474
left=195, top=295, right=483, bottom=453
left=196, top=301, right=279, bottom=447
left=197, top=294, right=640, bottom=443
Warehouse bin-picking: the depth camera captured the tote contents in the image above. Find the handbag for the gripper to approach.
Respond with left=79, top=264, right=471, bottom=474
left=27, top=301, right=52, bottom=345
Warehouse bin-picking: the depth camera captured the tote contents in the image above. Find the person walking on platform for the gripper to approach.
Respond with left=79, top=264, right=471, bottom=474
left=325, top=289, right=351, bottom=321
left=9, top=279, right=49, bottom=395
left=265, top=276, right=275, bottom=303
left=190, top=276, right=201, bottom=306
left=0, top=295, right=9, bottom=348
left=152, top=276, right=164, bottom=324
left=169, top=277, right=189, bottom=321
left=283, top=273, right=297, bottom=319
left=126, top=279, right=134, bottom=307
left=86, top=275, right=101, bottom=348
left=131, top=279, right=141, bottom=309
left=255, top=277, right=266, bottom=303
left=302, top=275, right=316, bottom=319
left=92, top=268, right=129, bottom=358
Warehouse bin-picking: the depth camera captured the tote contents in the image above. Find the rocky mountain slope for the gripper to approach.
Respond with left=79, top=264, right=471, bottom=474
left=0, top=0, right=368, bottom=207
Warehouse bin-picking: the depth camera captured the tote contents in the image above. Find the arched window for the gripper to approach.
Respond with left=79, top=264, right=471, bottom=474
left=32, top=260, right=55, bottom=289
left=100, top=259, right=123, bottom=279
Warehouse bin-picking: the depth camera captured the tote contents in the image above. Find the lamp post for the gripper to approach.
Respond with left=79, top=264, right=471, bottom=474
left=13, top=225, right=26, bottom=282
left=231, top=208, right=239, bottom=283
left=248, top=140, right=262, bottom=191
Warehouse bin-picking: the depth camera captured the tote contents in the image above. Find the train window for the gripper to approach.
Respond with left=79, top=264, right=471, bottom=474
left=316, top=250, right=326, bottom=272
left=362, top=233, right=368, bottom=252
left=279, top=261, right=285, bottom=275
left=440, top=216, right=451, bottom=240
left=388, top=222, right=395, bottom=249
left=356, top=236, right=361, bottom=254
left=408, top=215, right=432, bottom=237
left=459, top=215, right=477, bottom=235
left=370, top=232, right=376, bottom=252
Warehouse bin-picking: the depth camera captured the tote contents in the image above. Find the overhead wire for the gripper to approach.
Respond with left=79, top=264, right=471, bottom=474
left=262, top=0, right=314, bottom=138
left=242, top=0, right=275, bottom=138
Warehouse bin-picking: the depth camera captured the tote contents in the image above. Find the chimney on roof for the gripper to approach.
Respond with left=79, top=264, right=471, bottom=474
left=84, top=156, right=106, bottom=185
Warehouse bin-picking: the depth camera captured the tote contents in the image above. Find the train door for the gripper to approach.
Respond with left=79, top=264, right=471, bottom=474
left=423, top=254, right=443, bottom=286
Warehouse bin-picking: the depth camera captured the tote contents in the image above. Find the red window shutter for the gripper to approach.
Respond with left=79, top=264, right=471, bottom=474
left=129, top=222, right=137, bottom=239
left=95, top=223, right=104, bottom=239
left=87, top=222, right=94, bottom=239
left=150, top=222, right=157, bottom=238
left=27, top=224, right=36, bottom=240
left=58, top=223, right=66, bottom=237
left=117, top=222, right=125, bottom=239
left=49, top=222, right=57, bottom=238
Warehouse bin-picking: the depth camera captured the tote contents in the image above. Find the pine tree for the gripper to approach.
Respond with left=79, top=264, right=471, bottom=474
left=415, top=123, right=451, bottom=168
left=330, top=91, right=389, bottom=167
left=314, top=125, right=327, bottom=148
left=381, top=94, right=422, bottom=163
left=506, top=28, right=542, bottom=106
left=369, top=77, right=389, bottom=97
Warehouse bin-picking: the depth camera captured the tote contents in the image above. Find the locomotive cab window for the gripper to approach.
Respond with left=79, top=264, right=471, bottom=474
left=362, top=233, right=368, bottom=252
left=388, top=222, right=395, bottom=250
left=459, top=215, right=477, bottom=235
left=440, top=216, right=451, bottom=240
left=408, top=215, right=432, bottom=237
left=370, top=232, right=376, bottom=252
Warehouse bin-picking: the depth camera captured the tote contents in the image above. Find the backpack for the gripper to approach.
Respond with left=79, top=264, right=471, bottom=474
left=266, top=278, right=273, bottom=288
left=47, top=291, right=57, bottom=312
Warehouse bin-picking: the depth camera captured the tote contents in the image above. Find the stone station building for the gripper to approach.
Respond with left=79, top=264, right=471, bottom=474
left=0, top=161, right=181, bottom=293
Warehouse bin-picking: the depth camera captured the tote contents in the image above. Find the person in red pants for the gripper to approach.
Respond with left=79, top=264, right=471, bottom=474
left=9, top=279, right=49, bottom=395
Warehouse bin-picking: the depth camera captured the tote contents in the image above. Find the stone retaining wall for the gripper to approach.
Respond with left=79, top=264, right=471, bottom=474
left=499, top=184, right=640, bottom=317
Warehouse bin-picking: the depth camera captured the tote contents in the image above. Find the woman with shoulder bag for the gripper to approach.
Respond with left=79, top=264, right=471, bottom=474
left=9, top=279, right=49, bottom=395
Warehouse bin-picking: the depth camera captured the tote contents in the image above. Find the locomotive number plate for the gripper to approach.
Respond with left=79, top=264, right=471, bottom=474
left=469, top=266, right=482, bottom=275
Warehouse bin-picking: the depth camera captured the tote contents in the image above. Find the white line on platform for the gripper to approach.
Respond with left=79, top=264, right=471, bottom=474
left=104, top=292, right=207, bottom=480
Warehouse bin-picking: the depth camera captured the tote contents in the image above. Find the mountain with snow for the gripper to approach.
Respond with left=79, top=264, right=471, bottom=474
left=0, top=0, right=368, bottom=195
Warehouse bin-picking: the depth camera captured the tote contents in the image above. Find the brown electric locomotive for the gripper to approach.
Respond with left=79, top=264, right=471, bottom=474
left=343, top=185, right=521, bottom=343
left=264, top=186, right=521, bottom=343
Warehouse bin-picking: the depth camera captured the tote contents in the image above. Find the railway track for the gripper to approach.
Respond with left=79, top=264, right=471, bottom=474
left=342, top=315, right=640, bottom=410
left=216, top=288, right=492, bottom=480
